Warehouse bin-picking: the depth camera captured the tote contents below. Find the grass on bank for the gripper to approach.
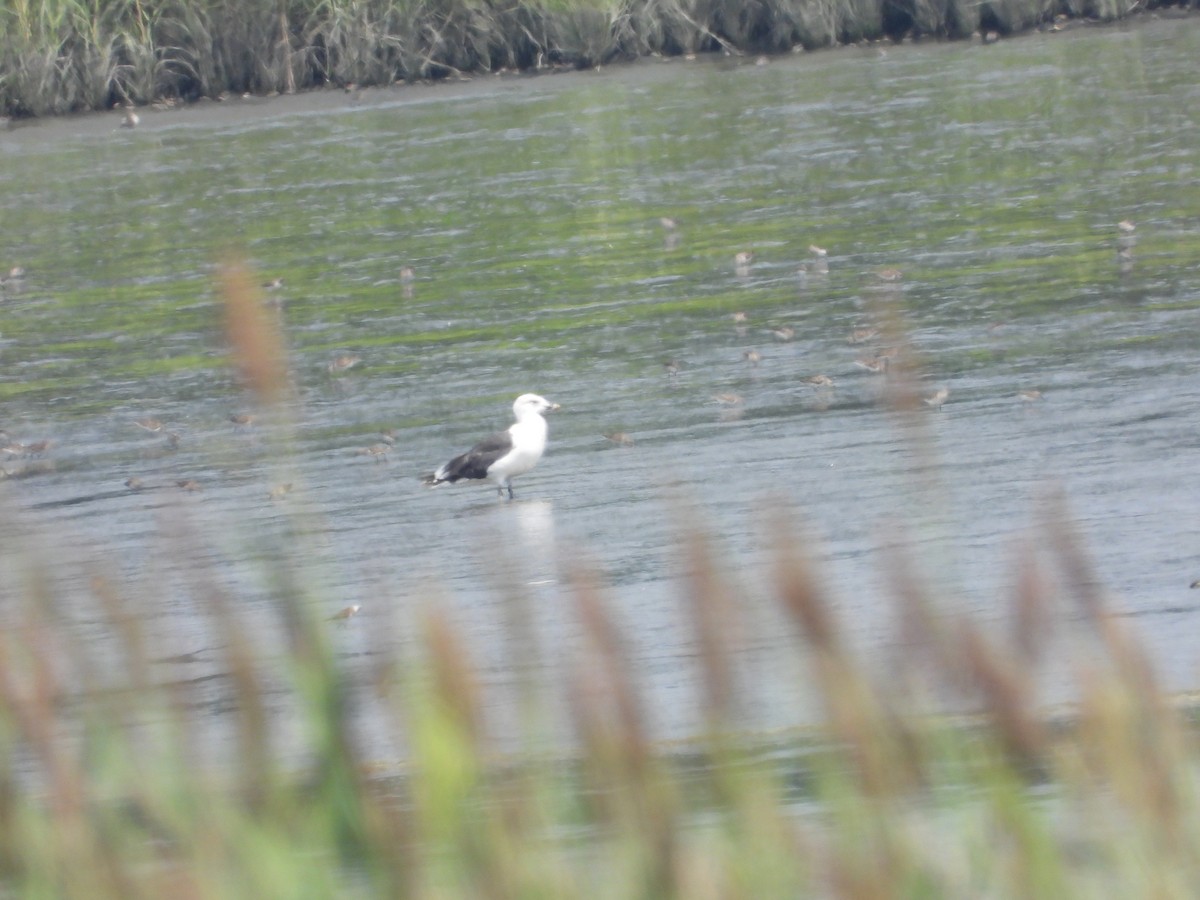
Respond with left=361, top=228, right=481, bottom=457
left=0, top=260, right=1198, bottom=897
left=0, top=0, right=1183, bottom=117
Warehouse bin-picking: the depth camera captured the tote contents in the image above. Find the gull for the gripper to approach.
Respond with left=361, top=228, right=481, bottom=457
left=424, top=394, right=560, bottom=500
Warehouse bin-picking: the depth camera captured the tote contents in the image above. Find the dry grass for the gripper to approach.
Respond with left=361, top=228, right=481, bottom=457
left=0, top=0, right=1171, bottom=116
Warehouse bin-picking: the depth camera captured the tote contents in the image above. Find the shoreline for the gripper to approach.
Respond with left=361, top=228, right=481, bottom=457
left=1, top=3, right=1195, bottom=126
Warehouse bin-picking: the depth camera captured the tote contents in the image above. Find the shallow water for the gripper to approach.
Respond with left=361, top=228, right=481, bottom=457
left=1, top=17, right=1199, bottom=762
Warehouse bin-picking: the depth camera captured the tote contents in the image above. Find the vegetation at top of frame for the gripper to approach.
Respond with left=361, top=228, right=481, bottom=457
left=0, top=0, right=1189, bottom=118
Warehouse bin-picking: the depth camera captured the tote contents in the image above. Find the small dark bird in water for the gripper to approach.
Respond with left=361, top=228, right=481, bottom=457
left=358, top=444, right=390, bottom=462
left=802, top=374, right=835, bottom=387
left=262, top=277, right=284, bottom=290
left=743, top=349, right=762, bottom=367
left=134, top=417, right=163, bottom=433
left=663, top=359, right=681, bottom=377
left=923, top=387, right=949, bottom=410
left=771, top=325, right=795, bottom=342
left=876, top=267, right=903, bottom=283
left=229, top=413, right=255, bottom=428
left=808, top=245, right=830, bottom=274
left=855, top=356, right=890, bottom=374
left=328, top=353, right=362, bottom=374
left=176, top=479, right=201, bottom=492
left=848, top=327, right=879, bottom=345
left=330, top=604, right=361, bottom=623
left=603, top=432, right=635, bottom=447
left=125, top=477, right=145, bottom=492
left=268, top=483, right=293, bottom=500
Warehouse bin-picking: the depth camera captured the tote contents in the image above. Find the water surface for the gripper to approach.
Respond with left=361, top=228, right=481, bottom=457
left=1, top=17, right=1198, bottom=762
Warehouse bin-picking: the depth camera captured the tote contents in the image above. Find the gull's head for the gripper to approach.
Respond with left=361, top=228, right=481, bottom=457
left=513, top=393, right=560, bottom=418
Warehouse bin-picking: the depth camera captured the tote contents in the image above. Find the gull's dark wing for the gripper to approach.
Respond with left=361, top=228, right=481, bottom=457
left=439, top=430, right=512, bottom=482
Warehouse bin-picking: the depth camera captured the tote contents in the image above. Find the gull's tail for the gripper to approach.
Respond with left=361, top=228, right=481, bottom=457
left=423, top=458, right=456, bottom=487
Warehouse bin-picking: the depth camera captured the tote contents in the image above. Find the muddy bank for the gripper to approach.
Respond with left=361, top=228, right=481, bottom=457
left=0, top=0, right=1195, bottom=121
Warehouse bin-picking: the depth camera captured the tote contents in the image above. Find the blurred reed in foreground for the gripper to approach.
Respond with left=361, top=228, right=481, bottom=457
left=0, top=265, right=1197, bottom=898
